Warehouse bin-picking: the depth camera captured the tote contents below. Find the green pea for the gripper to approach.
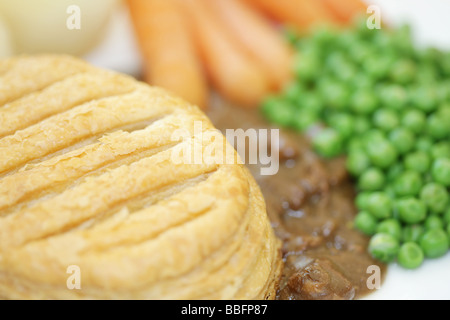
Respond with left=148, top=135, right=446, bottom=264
left=337, top=28, right=360, bottom=46
left=390, top=59, right=416, bottom=84
left=437, top=103, right=450, bottom=120
left=415, top=136, right=434, bottom=152
left=300, top=93, right=323, bottom=114
left=363, top=55, right=394, bottom=80
left=384, top=184, right=397, bottom=199
left=427, top=113, right=449, bottom=140
left=372, top=109, right=400, bottom=132
left=328, top=113, right=355, bottom=139
left=353, top=116, right=371, bottom=135
left=402, top=224, right=425, bottom=243
left=348, top=43, right=372, bottom=64
left=367, top=192, right=392, bottom=219
left=431, top=158, right=450, bottom=187
left=397, top=197, right=427, bottom=224
left=350, top=89, right=379, bottom=115
left=392, top=24, right=414, bottom=55
left=416, top=64, right=439, bottom=85
left=411, top=86, right=439, bottom=113
left=368, top=233, right=400, bottom=263
left=443, top=207, right=450, bottom=225
left=402, top=109, right=426, bottom=134
left=293, top=38, right=314, bottom=52
left=437, top=82, right=450, bottom=102
left=355, top=192, right=371, bottom=211
left=366, top=139, right=398, bottom=169
left=419, top=229, right=449, bottom=258
left=420, top=183, right=449, bottom=214
left=293, top=53, right=320, bottom=81
left=358, top=168, right=385, bottom=191
left=397, top=242, right=425, bottom=269
left=447, top=223, right=450, bottom=240
left=387, top=163, right=404, bottom=181
left=312, top=128, right=343, bottom=158
left=292, top=110, right=319, bottom=131
left=424, top=214, right=445, bottom=230
left=261, top=97, right=295, bottom=127
left=393, top=171, right=422, bottom=197
left=378, top=84, right=408, bottom=111
left=404, top=151, right=431, bottom=174
left=282, top=82, right=305, bottom=104
left=347, top=137, right=366, bottom=153
left=373, top=30, right=396, bottom=49
left=334, top=61, right=358, bottom=83
left=346, top=150, right=371, bottom=177
left=320, top=81, right=350, bottom=111
left=389, top=128, right=415, bottom=155
left=363, top=129, right=387, bottom=144
left=418, top=47, right=444, bottom=65
left=442, top=52, right=450, bottom=76
left=430, top=142, right=450, bottom=160
left=354, top=211, right=378, bottom=236
left=376, top=219, right=402, bottom=240
left=310, top=25, right=337, bottom=47
left=351, top=73, right=374, bottom=90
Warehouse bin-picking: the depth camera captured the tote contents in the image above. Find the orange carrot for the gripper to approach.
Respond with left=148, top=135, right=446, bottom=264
left=178, top=0, right=271, bottom=107
left=126, top=0, right=208, bottom=109
left=206, top=0, right=294, bottom=91
left=320, top=0, right=367, bottom=24
left=242, top=0, right=339, bottom=31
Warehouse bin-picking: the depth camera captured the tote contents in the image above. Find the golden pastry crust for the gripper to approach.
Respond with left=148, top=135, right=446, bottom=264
left=0, top=54, right=281, bottom=299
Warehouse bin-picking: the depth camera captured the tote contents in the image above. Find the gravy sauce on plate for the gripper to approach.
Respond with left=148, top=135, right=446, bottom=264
left=207, top=97, right=386, bottom=300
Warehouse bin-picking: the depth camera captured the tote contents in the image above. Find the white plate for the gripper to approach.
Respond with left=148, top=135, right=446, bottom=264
left=84, top=0, right=450, bottom=300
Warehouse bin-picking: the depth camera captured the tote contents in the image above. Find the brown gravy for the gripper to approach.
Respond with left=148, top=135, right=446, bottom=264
left=206, top=96, right=386, bottom=300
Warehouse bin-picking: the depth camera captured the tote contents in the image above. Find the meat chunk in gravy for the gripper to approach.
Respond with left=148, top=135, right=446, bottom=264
left=281, top=257, right=355, bottom=300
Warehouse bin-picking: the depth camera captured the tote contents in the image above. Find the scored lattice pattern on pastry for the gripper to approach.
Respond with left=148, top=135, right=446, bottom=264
left=0, top=55, right=282, bottom=299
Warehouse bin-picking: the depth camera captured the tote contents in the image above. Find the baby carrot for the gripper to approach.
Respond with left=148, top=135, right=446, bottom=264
left=179, top=0, right=271, bottom=107
left=243, top=0, right=338, bottom=31
left=126, top=0, right=208, bottom=109
left=320, top=0, right=368, bottom=24
left=206, top=0, right=294, bottom=91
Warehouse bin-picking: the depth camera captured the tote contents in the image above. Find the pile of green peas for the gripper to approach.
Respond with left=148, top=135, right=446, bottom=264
left=261, top=20, right=450, bottom=269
